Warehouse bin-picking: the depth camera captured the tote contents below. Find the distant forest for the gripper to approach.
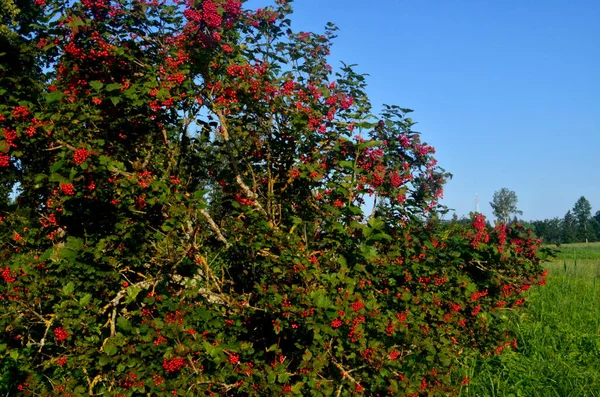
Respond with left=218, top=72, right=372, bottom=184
left=528, top=196, right=598, bottom=245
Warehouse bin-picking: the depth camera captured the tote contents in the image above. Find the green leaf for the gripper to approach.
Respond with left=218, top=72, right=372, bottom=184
left=123, top=86, right=137, bottom=98
left=46, top=91, right=64, bottom=103
left=361, top=140, right=382, bottom=148
left=71, top=16, right=86, bottom=27
left=311, top=290, right=332, bottom=309
left=110, top=97, right=121, bottom=106
left=79, top=294, right=92, bottom=307
left=40, top=247, right=53, bottom=261
left=104, top=342, right=117, bottom=356
left=193, top=189, right=209, bottom=200
left=106, top=83, right=121, bottom=91
left=66, top=236, right=84, bottom=252
left=291, top=382, right=303, bottom=394
left=369, top=232, right=392, bottom=242
left=278, top=373, right=290, bottom=383
left=368, top=217, right=385, bottom=230
left=50, top=161, right=65, bottom=173
left=63, top=282, right=75, bottom=295
left=89, top=80, right=104, bottom=91
left=338, top=160, right=354, bottom=170
left=117, top=316, right=132, bottom=332
left=126, top=287, right=142, bottom=302
left=34, top=173, right=47, bottom=183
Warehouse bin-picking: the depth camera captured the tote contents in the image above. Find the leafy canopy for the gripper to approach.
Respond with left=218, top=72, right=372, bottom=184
left=490, top=187, right=522, bottom=224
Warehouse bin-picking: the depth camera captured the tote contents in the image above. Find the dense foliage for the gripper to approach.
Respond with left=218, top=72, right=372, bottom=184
left=0, top=0, right=546, bottom=395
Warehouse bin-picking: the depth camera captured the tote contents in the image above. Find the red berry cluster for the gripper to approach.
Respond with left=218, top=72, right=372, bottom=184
left=470, top=289, right=488, bottom=301
left=228, top=353, right=239, bottom=365
left=339, top=95, right=354, bottom=109
left=0, top=154, right=9, bottom=167
left=73, top=148, right=90, bottom=164
left=470, top=213, right=490, bottom=247
left=152, top=375, right=164, bottom=386
left=3, top=127, right=17, bottom=147
left=224, top=0, right=242, bottom=17
left=120, top=371, right=144, bottom=389
left=61, top=183, right=75, bottom=196
left=163, top=357, right=186, bottom=373
left=2, top=267, right=16, bottom=283
left=390, top=171, right=403, bottom=187
left=12, top=106, right=30, bottom=119
left=288, top=168, right=300, bottom=179
left=202, top=0, right=222, bottom=28
left=54, top=327, right=69, bottom=341
left=234, top=193, right=254, bottom=206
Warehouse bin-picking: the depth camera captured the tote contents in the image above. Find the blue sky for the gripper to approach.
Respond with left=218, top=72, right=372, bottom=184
left=248, top=0, right=600, bottom=221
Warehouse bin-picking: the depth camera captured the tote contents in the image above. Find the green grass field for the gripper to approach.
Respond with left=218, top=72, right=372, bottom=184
left=459, top=243, right=600, bottom=396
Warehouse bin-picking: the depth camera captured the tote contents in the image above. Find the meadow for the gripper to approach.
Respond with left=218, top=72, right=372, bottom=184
left=460, top=242, right=600, bottom=396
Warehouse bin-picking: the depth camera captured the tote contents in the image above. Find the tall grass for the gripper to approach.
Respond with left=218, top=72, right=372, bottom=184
left=459, top=244, right=600, bottom=397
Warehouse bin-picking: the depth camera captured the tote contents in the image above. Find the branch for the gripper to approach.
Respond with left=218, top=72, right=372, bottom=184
left=100, top=278, right=157, bottom=336
left=83, top=367, right=104, bottom=396
left=190, top=249, right=218, bottom=289
left=215, top=109, right=272, bottom=219
left=329, top=354, right=367, bottom=397
left=200, top=208, right=230, bottom=248
left=27, top=310, right=55, bottom=353
left=331, top=361, right=365, bottom=385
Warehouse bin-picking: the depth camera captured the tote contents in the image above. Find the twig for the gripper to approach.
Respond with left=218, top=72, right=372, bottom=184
left=188, top=356, right=200, bottom=374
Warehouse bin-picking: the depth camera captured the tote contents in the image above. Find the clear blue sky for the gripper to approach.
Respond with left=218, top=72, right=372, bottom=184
left=248, top=0, right=600, bottom=221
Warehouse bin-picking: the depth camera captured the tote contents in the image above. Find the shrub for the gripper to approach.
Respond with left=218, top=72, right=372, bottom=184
left=0, top=0, right=545, bottom=395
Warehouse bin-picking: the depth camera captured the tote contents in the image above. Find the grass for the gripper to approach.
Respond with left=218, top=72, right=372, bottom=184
left=550, top=241, right=600, bottom=261
left=459, top=243, right=600, bottom=397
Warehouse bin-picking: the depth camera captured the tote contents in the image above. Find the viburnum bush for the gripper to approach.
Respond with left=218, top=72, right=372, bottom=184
left=0, top=0, right=546, bottom=395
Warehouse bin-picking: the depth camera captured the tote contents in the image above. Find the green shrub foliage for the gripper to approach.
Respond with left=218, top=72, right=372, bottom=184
left=0, top=0, right=545, bottom=395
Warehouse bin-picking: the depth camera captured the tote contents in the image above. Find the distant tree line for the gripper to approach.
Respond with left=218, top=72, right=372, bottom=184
left=529, top=196, right=599, bottom=245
